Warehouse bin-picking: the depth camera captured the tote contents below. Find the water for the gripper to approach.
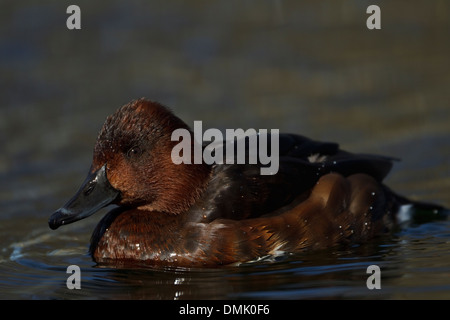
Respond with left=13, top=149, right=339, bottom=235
left=1, top=1, right=450, bottom=300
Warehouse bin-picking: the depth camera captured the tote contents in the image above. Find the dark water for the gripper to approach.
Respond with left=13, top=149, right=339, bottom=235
left=1, top=1, right=450, bottom=300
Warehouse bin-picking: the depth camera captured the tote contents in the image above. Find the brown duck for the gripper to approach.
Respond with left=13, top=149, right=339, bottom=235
left=49, top=99, right=446, bottom=267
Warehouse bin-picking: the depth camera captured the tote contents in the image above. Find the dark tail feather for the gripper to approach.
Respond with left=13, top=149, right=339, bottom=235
left=387, top=187, right=449, bottom=225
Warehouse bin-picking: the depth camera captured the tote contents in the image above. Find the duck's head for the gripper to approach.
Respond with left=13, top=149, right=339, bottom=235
left=49, top=99, right=210, bottom=230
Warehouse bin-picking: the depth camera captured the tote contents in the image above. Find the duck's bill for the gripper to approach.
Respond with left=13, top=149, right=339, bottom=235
left=48, top=164, right=119, bottom=230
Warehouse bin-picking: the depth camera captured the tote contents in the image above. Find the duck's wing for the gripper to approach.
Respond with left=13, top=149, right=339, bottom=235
left=189, top=133, right=397, bottom=221
left=277, top=134, right=396, bottom=181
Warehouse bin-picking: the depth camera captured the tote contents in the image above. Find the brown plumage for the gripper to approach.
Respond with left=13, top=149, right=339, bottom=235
left=49, top=99, right=445, bottom=267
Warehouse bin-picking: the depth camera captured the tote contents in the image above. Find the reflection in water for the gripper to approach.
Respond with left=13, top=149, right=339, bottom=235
left=3, top=221, right=450, bottom=299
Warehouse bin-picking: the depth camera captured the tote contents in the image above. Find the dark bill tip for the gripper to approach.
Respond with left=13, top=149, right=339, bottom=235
left=48, top=208, right=73, bottom=230
left=48, top=214, right=61, bottom=230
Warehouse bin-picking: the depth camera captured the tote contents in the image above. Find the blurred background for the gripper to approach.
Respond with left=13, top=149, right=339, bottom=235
left=0, top=0, right=449, bottom=299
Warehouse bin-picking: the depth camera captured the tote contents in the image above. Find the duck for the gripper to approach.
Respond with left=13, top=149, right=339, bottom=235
left=48, top=98, right=446, bottom=267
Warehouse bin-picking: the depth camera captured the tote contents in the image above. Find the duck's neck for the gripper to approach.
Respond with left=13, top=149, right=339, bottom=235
left=137, top=161, right=213, bottom=215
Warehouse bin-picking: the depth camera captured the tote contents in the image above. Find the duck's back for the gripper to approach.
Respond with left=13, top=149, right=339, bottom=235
left=186, top=133, right=397, bottom=223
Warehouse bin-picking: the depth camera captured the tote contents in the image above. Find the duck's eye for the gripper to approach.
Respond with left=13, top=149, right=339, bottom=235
left=127, top=146, right=142, bottom=158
